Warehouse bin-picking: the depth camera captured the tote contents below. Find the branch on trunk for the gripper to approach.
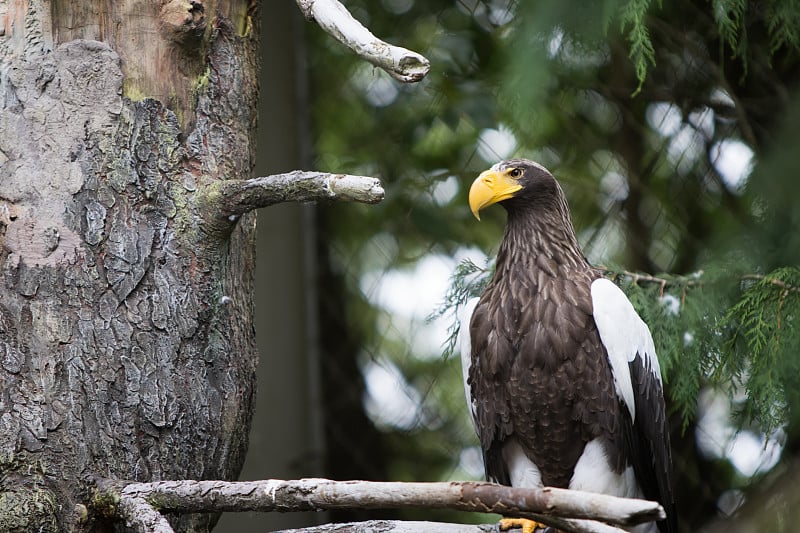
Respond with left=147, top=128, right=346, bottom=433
left=196, top=171, right=384, bottom=235
left=91, top=478, right=663, bottom=533
left=208, top=171, right=384, bottom=214
left=295, top=0, right=430, bottom=82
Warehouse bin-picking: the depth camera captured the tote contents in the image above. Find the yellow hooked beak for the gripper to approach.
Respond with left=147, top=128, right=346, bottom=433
left=468, top=169, right=523, bottom=220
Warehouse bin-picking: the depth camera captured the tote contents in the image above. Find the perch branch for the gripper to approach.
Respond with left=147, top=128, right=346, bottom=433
left=295, top=0, right=430, bottom=82
left=93, top=478, right=663, bottom=533
left=282, top=518, right=623, bottom=533
left=281, top=521, right=495, bottom=533
left=117, top=495, right=174, bottom=533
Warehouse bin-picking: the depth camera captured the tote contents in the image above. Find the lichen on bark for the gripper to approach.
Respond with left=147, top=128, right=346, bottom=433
left=0, top=484, right=59, bottom=532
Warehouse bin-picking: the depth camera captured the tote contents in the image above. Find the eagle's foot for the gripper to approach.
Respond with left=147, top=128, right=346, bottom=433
left=498, top=518, right=550, bottom=533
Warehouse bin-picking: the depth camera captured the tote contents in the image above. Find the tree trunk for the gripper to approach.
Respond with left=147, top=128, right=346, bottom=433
left=0, top=1, right=260, bottom=530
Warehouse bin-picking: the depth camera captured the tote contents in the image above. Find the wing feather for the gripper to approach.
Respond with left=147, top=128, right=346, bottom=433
left=591, top=278, right=661, bottom=419
left=458, top=297, right=480, bottom=427
left=591, top=278, right=676, bottom=533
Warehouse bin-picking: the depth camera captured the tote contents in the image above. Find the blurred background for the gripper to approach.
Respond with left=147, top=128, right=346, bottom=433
left=218, top=1, right=800, bottom=531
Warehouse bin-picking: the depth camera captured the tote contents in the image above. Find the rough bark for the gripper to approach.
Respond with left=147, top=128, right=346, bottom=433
left=0, top=1, right=259, bottom=531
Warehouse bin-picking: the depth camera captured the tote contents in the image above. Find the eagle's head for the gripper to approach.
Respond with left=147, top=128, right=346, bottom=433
left=468, top=159, right=560, bottom=220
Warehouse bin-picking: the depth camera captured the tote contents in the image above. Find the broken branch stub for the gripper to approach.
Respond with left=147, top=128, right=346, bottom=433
left=199, top=171, right=383, bottom=222
left=192, top=171, right=384, bottom=241
left=296, top=0, right=430, bottom=82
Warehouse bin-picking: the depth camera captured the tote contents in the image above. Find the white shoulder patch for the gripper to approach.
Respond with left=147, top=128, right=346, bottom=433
left=591, top=278, right=661, bottom=422
left=458, top=297, right=480, bottom=426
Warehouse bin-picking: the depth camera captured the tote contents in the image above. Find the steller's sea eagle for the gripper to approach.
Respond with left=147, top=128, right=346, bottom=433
left=460, top=159, right=676, bottom=533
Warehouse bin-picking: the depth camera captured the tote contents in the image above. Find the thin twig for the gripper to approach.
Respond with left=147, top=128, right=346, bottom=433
left=741, top=274, right=800, bottom=294
left=607, top=270, right=800, bottom=297
left=295, top=0, right=430, bottom=82
left=602, top=267, right=705, bottom=288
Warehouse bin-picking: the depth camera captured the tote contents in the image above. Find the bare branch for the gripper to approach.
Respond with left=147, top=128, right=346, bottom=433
left=280, top=520, right=500, bottom=533
left=97, top=478, right=662, bottom=532
left=602, top=268, right=800, bottom=297
left=601, top=267, right=705, bottom=289
left=197, top=171, right=384, bottom=230
left=117, top=495, right=174, bottom=533
left=281, top=518, right=625, bottom=533
left=296, top=0, right=430, bottom=82
left=283, top=520, right=494, bottom=533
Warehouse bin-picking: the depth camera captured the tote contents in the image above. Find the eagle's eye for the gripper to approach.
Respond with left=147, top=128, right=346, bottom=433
left=509, top=168, right=522, bottom=178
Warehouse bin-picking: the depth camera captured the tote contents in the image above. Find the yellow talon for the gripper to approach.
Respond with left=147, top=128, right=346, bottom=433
left=498, top=518, right=548, bottom=533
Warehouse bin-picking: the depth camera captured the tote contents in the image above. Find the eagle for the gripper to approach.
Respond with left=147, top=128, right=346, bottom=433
left=460, top=159, right=676, bottom=533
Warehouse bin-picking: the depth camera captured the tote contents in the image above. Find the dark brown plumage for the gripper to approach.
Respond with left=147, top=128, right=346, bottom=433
left=465, top=159, right=676, bottom=533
